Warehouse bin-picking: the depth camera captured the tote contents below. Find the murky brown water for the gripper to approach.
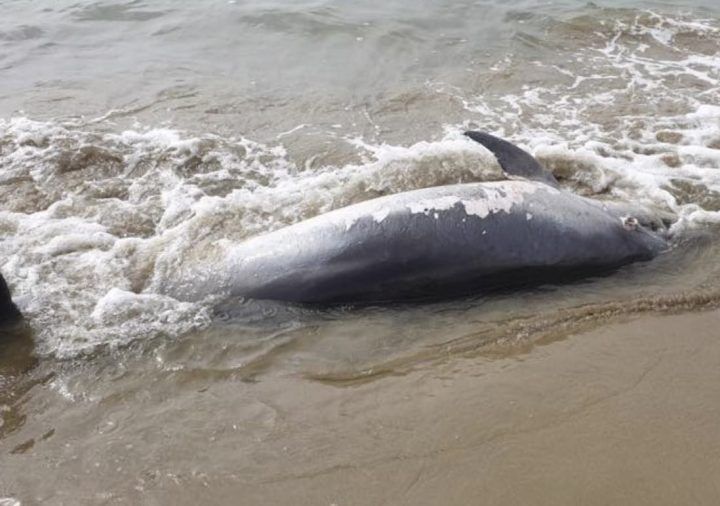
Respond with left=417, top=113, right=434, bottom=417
left=2, top=0, right=720, bottom=503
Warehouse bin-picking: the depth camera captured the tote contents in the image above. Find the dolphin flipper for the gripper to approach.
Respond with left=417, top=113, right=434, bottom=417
left=465, top=131, right=558, bottom=187
left=0, top=272, right=21, bottom=326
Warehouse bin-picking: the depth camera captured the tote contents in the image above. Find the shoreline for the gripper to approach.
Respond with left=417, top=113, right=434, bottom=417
left=230, top=309, right=720, bottom=506
left=3, top=309, right=720, bottom=504
left=234, top=309, right=720, bottom=505
left=180, top=310, right=720, bottom=506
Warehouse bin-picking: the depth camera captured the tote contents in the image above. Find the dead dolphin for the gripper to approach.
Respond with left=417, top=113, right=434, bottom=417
left=167, top=132, right=668, bottom=304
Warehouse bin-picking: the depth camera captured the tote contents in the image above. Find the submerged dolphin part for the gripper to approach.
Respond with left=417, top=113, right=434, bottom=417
left=0, top=272, right=22, bottom=326
left=166, top=133, right=668, bottom=304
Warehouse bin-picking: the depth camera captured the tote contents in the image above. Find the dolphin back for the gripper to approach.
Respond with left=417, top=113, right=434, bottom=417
left=0, top=272, right=21, bottom=325
left=218, top=181, right=665, bottom=304
left=465, top=131, right=559, bottom=187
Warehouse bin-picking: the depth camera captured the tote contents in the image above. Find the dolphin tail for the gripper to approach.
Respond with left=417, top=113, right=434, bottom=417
left=464, top=131, right=558, bottom=187
left=0, top=272, right=21, bottom=325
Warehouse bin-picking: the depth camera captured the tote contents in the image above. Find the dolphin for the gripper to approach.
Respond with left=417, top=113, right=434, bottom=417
left=166, top=132, right=668, bottom=304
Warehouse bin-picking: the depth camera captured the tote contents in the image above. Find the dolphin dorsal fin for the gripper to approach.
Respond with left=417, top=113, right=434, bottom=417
left=465, top=131, right=558, bottom=187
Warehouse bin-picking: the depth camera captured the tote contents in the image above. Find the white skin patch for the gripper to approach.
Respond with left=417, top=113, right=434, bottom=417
left=333, top=181, right=548, bottom=230
left=526, top=212, right=533, bottom=220
left=407, top=196, right=463, bottom=215
left=406, top=183, right=541, bottom=220
left=371, top=208, right=391, bottom=224
left=462, top=184, right=539, bottom=219
left=344, top=206, right=391, bottom=230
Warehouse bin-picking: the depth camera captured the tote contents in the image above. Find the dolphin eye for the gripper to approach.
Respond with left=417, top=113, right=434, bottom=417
left=622, top=216, right=639, bottom=231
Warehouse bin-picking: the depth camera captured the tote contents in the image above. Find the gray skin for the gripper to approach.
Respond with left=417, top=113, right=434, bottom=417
left=177, top=132, right=668, bottom=304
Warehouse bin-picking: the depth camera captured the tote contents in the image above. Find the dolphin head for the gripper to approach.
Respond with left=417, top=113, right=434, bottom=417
left=629, top=220, right=671, bottom=257
left=615, top=201, right=673, bottom=233
left=582, top=197, right=673, bottom=247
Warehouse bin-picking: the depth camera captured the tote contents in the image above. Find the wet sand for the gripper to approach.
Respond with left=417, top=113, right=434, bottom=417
left=3, top=309, right=720, bottom=505
left=202, top=310, right=720, bottom=506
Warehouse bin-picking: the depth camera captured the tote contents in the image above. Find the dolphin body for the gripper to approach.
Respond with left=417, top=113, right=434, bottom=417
left=168, top=132, right=668, bottom=304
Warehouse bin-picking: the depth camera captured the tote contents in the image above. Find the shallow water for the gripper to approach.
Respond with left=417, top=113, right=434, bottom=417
left=2, top=0, right=720, bottom=503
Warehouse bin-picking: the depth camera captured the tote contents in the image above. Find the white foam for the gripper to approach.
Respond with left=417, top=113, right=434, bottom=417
left=0, top=118, right=509, bottom=357
left=455, top=9, right=720, bottom=236
left=36, top=232, right=116, bottom=257
left=2, top=10, right=720, bottom=357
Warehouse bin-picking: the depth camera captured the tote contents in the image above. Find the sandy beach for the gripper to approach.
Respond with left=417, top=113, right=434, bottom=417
left=159, top=309, right=720, bottom=505
left=2, top=1, right=720, bottom=503
left=3, top=308, right=720, bottom=504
